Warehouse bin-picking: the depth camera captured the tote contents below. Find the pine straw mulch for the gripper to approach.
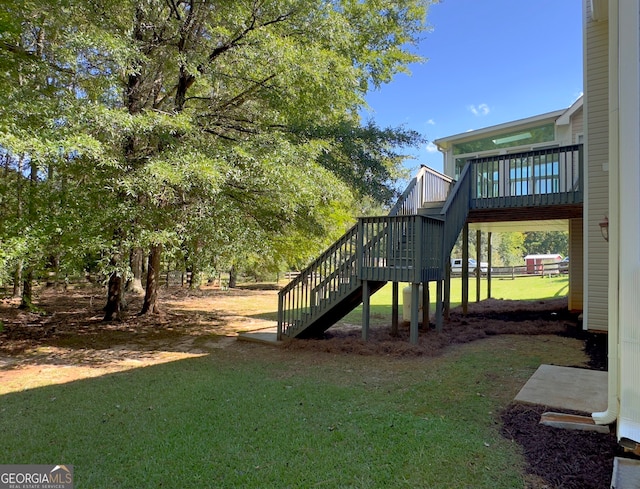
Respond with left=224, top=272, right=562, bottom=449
left=284, top=296, right=584, bottom=357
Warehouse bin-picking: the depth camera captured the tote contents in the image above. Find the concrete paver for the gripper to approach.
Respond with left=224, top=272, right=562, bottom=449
left=237, top=326, right=281, bottom=345
left=515, top=364, right=607, bottom=413
left=612, top=457, right=640, bottom=489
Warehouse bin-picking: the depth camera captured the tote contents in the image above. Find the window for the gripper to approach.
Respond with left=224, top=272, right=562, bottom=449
left=452, top=123, right=556, bottom=155
left=508, top=154, right=560, bottom=196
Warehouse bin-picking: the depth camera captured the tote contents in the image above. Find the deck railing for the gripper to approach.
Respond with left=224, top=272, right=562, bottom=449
left=359, top=215, right=445, bottom=283
left=469, top=144, right=583, bottom=207
left=389, top=166, right=455, bottom=216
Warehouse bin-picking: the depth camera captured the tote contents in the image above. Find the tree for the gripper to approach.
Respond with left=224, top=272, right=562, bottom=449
left=523, top=231, right=568, bottom=257
left=0, top=0, right=437, bottom=317
left=0, top=0, right=123, bottom=310
left=496, top=232, right=526, bottom=266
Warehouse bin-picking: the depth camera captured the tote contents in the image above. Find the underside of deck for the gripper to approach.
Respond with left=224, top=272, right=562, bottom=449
left=468, top=203, right=583, bottom=223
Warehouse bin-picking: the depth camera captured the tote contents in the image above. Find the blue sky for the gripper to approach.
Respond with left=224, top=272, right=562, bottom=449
left=363, top=0, right=583, bottom=174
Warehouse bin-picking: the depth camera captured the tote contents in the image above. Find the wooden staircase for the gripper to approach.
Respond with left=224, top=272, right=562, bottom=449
left=277, top=144, right=584, bottom=340
left=277, top=166, right=459, bottom=340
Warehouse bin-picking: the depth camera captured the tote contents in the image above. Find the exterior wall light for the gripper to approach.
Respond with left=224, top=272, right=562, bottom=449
left=599, top=216, right=609, bottom=242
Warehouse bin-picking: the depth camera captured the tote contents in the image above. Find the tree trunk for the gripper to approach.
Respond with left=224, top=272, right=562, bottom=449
left=188, top=238, right=204, bottom=290
left=189, top=270, right=203, bottom=289
left=125, top=247, right=145, bottom=295
left=12, top=260, right=22, bottom=298
left=228, top=264, right=237, bottom=288
left=140, top=244, right=162, bottom=315
left=104, top=271, right=123, bottom=321
left=19, top=269, right=33, bottom=310
left=46, top=254, right=60, bottom=287
left=13, top=155, right=24, bottom=298
left=19, top=158, right=37, bottom=309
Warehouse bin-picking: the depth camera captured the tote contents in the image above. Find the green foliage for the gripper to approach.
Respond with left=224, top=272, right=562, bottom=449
left=496, top=232, right=526, bottom=266
left=523, top=231, right=568, bottom=257
left=0, top=0, right=436, bottom=293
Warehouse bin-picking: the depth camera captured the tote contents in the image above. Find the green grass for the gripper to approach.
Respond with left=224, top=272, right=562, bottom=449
left=0, top=333, right=587, bottom=488
left=344, top=275, right=569, bottom=324
left=0, top=276, right=576, bottom=487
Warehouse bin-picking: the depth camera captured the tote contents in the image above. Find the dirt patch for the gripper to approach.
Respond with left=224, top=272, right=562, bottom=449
left=0, top=285, right=276, bottom=354
left=0, top=285, right=275, bottom=391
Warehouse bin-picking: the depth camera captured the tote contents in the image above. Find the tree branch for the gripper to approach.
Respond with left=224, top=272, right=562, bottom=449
left=214, top=74, right=277, bottom=111
left=0, top=41, right=75, bottom=75
left=207, top=9, right=296, bottom=63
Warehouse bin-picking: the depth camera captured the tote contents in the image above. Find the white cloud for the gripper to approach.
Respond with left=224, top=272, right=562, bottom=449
left=426, top=119, right=436, bottom=125
left=426, top=142, right=438, bottom=153
left=469, top=103, right=490, bottom=116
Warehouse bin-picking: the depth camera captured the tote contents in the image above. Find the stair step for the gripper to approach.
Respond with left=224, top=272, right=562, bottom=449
left=418, top=207, right=444, bottom=216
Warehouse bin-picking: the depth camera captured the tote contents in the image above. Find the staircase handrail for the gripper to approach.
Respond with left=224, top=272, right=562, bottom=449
left=440, top=161, right=472, bottom=255
left=389, top=165, right=455, bottom=217
left=279, top=224, right=357, bottom=297
left=278, top=224, right=360, bottom=339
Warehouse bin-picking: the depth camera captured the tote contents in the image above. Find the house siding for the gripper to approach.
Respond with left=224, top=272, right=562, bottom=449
left=569, top=218, right=584, bottom=312
left=572, top=108, right=584, bottom=142
left=584, top=0, right=609, bottom=331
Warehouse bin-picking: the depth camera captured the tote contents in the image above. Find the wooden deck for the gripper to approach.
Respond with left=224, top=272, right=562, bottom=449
left=278, top=144, right=583, bottom=341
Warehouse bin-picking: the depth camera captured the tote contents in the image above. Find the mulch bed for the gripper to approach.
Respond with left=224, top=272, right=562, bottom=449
left=285, top=297, right=584, bottom=357
left=501, top=404, right=622, bottom=489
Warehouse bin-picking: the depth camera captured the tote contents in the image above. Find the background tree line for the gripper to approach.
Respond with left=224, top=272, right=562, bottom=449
left=450, top=231, right=569, bottom=266
left=0, top=0, right=435, bottom=317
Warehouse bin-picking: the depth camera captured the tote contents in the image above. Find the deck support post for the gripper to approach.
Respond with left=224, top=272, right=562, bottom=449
left=476, top=230, right=481, bottom=303
left=362, top=279, right=370, bottom=341
left=462, top=223, right=469, bottom=315
left=435, top=280, right=444, bottom=332
left=422, top=282, right=430, bottom=328
left=391, top=282, right=399, bottom=336
left=410, top=282, right=420, bottom=344
left=487, top=232, right=492, bottom=299
left=444, top=254, right=451, bottom=321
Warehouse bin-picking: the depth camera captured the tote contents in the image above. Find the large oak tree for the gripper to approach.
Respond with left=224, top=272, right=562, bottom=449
left=1, top=0, right=434, bottom=317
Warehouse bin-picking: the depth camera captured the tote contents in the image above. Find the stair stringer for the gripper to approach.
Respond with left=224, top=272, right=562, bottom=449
left=292, top=280, right=387, bottom=339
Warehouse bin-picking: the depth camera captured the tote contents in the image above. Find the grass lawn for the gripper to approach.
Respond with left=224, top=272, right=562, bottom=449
left=0, top=276, right=578, bottom=488
left=0, top=335, right=587, bottom=488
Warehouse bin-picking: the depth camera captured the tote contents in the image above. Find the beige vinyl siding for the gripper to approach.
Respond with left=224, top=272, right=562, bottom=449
left=569, top=218, right=584, bottom=312
left=584, top=0, right=609, bottom=331
left=571, top=108, right=584, bottom=142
